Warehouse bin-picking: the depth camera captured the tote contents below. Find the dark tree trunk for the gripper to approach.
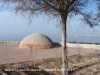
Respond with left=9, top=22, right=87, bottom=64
left=61, top=15, right=68, bottom=75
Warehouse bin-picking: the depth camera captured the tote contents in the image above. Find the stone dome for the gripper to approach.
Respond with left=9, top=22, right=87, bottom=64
left=19, top=33, right=54, bottom=49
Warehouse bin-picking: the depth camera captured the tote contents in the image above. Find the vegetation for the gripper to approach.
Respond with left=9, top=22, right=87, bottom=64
left=0, top=54, right=100, bottom=75
left=68, top=41, right=100, bottom=45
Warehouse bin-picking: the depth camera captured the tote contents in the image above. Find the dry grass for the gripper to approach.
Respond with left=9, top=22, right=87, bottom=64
left=0, top=54, right=100, bottom=75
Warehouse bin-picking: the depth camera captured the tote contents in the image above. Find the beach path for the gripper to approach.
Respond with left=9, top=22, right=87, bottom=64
left=0, top=44, right=100, bottom=64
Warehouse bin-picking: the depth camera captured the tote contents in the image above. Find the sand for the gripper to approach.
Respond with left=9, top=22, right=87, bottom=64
left=0, top=44, right=100, bottom=65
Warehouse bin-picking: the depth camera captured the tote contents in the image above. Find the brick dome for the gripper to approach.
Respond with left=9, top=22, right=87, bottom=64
left=19, top=33, right=54, bottom=49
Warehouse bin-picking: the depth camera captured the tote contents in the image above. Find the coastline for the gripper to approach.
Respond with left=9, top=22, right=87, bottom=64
left=0, top=41, right=100, bottom=49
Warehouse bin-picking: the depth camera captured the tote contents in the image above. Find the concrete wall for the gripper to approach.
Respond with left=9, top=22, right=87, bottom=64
left=0, top=41, right=100, bottom=49
left=60, top=43, right=100, bottom=50
left=0, top=41, right=20, bottom=44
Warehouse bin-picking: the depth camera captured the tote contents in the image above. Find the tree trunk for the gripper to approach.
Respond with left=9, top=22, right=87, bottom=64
left=61, top=15, right=68, bottom=75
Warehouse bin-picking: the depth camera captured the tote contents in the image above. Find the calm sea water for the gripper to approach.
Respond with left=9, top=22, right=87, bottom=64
left=49, top=36, right=100, bottom=43
left=0, top=35, right=100, bottom=43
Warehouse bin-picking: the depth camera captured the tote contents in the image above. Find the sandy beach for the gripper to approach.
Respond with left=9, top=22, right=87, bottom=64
left=0, top=44, right=100, bottom=65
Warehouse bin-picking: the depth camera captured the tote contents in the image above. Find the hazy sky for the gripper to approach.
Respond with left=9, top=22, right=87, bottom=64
left=0, top=1, right=100, bottom=41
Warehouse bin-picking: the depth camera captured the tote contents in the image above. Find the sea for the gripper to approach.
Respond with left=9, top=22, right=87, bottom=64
left=0, top=35, right=100, bottom=44
left=49, top=35, right=100, bottom=44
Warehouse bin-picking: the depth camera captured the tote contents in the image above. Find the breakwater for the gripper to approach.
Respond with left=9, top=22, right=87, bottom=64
left=0, top=41, right=20, bottom=44
left=62, top=43, right=100, bottom=50
left=0, top=41, right=100, bottom=49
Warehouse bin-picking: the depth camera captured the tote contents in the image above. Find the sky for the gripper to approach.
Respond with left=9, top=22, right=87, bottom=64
left=0, top=1, right=100, bottom=42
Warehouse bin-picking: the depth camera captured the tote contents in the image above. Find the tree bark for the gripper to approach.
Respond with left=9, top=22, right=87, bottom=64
left=61, top=15, right=68, bottom=75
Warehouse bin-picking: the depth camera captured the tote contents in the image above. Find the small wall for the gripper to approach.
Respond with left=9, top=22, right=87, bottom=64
left=0, top=41, right=100, bottom=49
left=60, top=43, right=100, bottom=50
left=0, top=41, right=20, bottom=44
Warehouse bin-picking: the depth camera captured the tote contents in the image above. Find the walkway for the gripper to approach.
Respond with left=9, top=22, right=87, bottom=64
left=0, top=44, right=100, bottom=65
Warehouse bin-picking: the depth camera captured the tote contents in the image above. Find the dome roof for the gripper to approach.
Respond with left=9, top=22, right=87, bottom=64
left=19, top=33, right=54, bottom=49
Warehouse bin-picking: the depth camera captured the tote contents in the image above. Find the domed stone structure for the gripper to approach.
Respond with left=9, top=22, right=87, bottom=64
left=19, top=33, right=54, bottom=49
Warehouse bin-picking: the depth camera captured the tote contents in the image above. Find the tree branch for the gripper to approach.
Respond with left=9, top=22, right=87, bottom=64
left=78, top=10, right=95, bottom=27
left=43, top=0, right=59, bottom=11
left=66, top=0, right=77, bottom=9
